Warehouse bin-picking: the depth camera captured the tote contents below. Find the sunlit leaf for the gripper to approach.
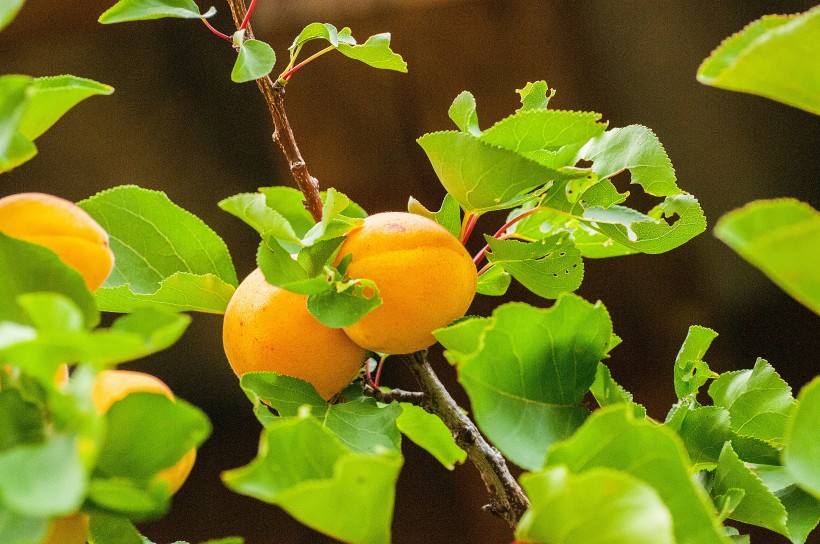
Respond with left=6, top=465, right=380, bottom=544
left=0, top=74, right=35, bottom=173
left=674, top=325, right=719, bottom=399
left=407, top=193, right=461, bottom=238
left=447, top=91, right=481, bottom=135
left=0, top=0, right=25, bottom=32
left=99, top=0, right=216, bottom=24
left=715, top=199, right=820, bottom=315
left=337, top=33, right=407, bottom=72
left=475, top=265, right=511, bottom=296
left=516, top=81, right=554, bottom=111
left=231, top=32, right=276, bottom=84
left=395, top=403, right=465, bottom=470
left=784, top=378, right=820, bottom=498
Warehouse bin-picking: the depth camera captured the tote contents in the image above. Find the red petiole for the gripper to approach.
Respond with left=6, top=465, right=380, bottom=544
left=239, top=0, right=257, bottom=30
left=201, top=18, right=232, bottom=42
left=460, top=212, right=479, bottom=245
left=473, top=207, right=544, bottom=266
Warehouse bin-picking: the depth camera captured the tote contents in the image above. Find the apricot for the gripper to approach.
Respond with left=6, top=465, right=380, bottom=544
left=41, top=511, right=89, bottom=544
left=0, top=192, right=114, bottom=291
left=336, top=212, right=477, bottom=354
left=92, top=370, right=196, bottom=494
left=222, top=268, right=366, bottom=400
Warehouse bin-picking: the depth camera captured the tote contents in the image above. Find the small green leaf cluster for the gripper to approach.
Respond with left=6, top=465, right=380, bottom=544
left=221, top=372, right=465, bottom=544
left=416, top=83, right=706, bottom=300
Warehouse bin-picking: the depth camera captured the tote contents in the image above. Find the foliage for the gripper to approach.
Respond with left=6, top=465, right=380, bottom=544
left=0, top=1, right=817, bottom=544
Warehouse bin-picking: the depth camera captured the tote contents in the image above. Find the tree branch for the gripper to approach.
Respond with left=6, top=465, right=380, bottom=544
left=362, top=383, right=426, bottom=405
left=225, top=0, right=323, bottom=222
left=401, top=351, right=530, bottom=528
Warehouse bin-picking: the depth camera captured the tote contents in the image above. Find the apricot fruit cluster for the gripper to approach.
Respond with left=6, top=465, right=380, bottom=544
left=222, top=211, right=476, bottom=399
left=0, top=192, right=114, bottom=292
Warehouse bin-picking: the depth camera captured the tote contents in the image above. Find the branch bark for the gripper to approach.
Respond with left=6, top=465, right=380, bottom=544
left=225, top=0, right=323, bottom=222
left=401, top=351, right=530, bottom=527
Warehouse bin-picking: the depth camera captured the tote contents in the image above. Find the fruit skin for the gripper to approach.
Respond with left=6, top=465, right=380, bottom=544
left=41, top=511, right=89, bottom=544
left=92, top=370, right=196, bottom=494
left=336, top=212, right=477, bottom=354
left=222, top=268, right=366, bottom=400
left=0, top=192, right=114, bottom=291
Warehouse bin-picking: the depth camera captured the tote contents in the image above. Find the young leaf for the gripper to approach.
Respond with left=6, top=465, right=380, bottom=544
left=715, top=199, right=820, bottom=315
left=516, top=466, right=675, bottom=544
left=783, top=377, right=820, bottom=498
left=301, top=188, right=363, bottom=246
left=306, top=279, right=382, bottom=328
left=96, top=393, right=210, bottom=480
left=256, top=241, right=329, bottom=296
left=18, top=75, right=113, bottom=141
left=396, top=403, right=466, bottom=470
left=485, top=233, right=583, bottom=299
left=99, top=0, right=216, bottom=24
left=712, top=442, right=790, bottom=537
left=576, top=125, right=683, bottom=197
left=475, top=265, right=511, bottom=296
left=590, top=362, right=645, bottom=417
left=697, top=8, right=820, bottom=115
left=407, top=193, right=461, bottom=238
left=709, top=358, right=796, bottom=447
left=289, top=23, right=350, bottom=51
left=417, top=131, right=559, bottom=212
left=217, top=192, right=303, bottom=246
left=447, top=91, right=481, bottom=136
left=337, top=33, right=408, bottom=73
left=436, top=295, right=613, bottom=470
left=674, top=325, right=720, bottom=398
left=0, top=0, right=25, bottom=32
left=516, top=81, right=555, bottom=111
left=0, top=435, right=86, bottom=517
left=222, top=416, right=402, bottom=544
left=0, top=74, right=35, bottom=173
left=79, top=185, right=238, bottom=313
left=0, top=233, right=98, bottom=328
left=231, top=32, right=277, bottom=84
left=546, top=406, right=730, bottom=544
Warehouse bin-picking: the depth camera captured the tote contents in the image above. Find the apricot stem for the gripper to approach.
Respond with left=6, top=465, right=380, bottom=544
left=226, top=0, right=324, bottom=222
left=401, top=350, right=530, bottom=528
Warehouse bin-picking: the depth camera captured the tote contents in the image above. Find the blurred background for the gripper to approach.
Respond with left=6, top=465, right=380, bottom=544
left=2, top=1, right=819, bottom=542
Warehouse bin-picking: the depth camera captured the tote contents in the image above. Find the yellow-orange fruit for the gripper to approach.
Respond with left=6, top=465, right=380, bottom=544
left=41, top=511, right=89, bottom=544
left=92, top=370, right=196, bottom=494
left=336, top=212, right=477, bottom=354
left=0, top=192, right=114, bottom=291
left=222, top=268, right=366, bottom=400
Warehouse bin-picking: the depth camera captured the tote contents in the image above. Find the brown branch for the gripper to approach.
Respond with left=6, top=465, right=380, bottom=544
left=362, top=383, right=426, bottom=405
left=225, top=0, right=323, bottom=222
left=401, top=351, right=530, bottom=528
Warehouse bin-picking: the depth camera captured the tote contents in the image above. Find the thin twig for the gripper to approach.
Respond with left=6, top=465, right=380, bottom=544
left=401, top=351, right=530, bottom=527
left=225, top=0, right=324, bottom=222
left=363, top=383, right=425, bottom=405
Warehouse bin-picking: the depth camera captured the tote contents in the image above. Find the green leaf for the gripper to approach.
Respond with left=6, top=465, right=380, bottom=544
left=516, top=81, right=554, bottom=111
left=218, top=192, right=303, bottom=246
left=516, top=466, right=675, bottom=544
left=337, top=33, right=407, bottom=72
left=417, top=131, right=560, bottom=212
left=301, top=188, right=363, bottom=246
left=715, top=199, right=820, bottom=315
left=407, top=193, right=461, bottom=238
left=222, top=416, right=402, bottom=544
left=0, top=74, right=35, bottom=173
left=590, top=362, right=645, bottom=417
left=231, top=32, right=277, bottom=84
left=0, top=389, right=44, bottom=452
left=546, top=406, right=730, bottom=544
left=0, top=0, right=25, bottom=32
left=79, top=185, right=237, bottom=313
left=0, top=233, right=98, bottom=327
left=0, top=434, right=86, bottom=517
left=289, top=23, right=353, bottom=51
left=784, top=377, right=820, bottom=498
left=447, top=91, right=480, bottom=135
left=239, top=372, right=327, bottom=425
left=322, top=398, right=401, bottom=454
left=674, top=406, right=735, bottom=470
left=307, top=279, right=382, bottom=328
left=697, top=8, right=820, bottom=115
left=674, top=325, right=720, bottom=398
left=777, top=485, right=820, bottom=544
left=475, top=265, right=511, bottom=296
left=99, top=0, right=216, bottom=23
left=18, top=75, right=113, bottom=141
left=576, top=125, right=683, bottom=197
left=436, top=295, right=613, bottom=470
left=709, top=358, right=796, bottom=447
left=97, top=393, right=210, bottom=480
left=88, top=513, right=144, bottom=544
left=257, top=240, right=328, bottom=295
left=87, top=477, right=169, bottom=520
left=395, top=403, right=465, bottom=470
left=485, top=233, right=583, bottom=299
left=712, top=442, right=789, bottom=536
left=0, top=503, right=46, bottom=544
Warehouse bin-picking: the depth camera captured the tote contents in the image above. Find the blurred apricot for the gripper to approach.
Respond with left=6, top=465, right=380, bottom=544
left=92, top=370, right=196, bottom=494
left=222, top=268, right=366, bottom=400
left=41, top=511, right=89, bottom=544
left=336, top=212, right=477, bottom=354
left=0, top=192, right=114, bottom=291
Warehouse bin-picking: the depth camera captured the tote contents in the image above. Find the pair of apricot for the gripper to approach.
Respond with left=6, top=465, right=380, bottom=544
left=222, top=212, right=477, bottom=400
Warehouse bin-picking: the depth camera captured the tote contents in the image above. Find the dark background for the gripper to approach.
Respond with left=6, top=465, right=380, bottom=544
left=2, top=1, right=818, bottom=542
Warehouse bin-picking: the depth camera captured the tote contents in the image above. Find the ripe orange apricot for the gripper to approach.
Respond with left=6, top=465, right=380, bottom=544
left=41, top=511, right=89, bottom=544
left=0, top=192, right=114, bottom=291
left=222, top=268, right=366, bottom=400
left=92, top=370, right=196, bottom=494
left=336, top=212, right=477, bottom=354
